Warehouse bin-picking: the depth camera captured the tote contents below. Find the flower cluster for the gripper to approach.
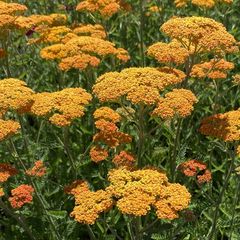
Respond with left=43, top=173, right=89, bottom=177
left=15, top=14, right=67, bottom=30
left=76, top=0, right=131, bottom=17
left=232, top=74, right=240, bottom=85
left=174, top=0, right=232, bottom=8
left=90, top=107, right=132, bottom=162
left=93, top=67, right=185, bottom=104
left=68, top=168, right=191, bottom=224
left=161, top=16, right=238, bottom=54
left=0, top=187, right=4, bottom=197
left=106, top=168, right=191, bottom=219
left=26, top=160, right=46, bottom=177
left=0, top=78, right=34, bottom=115
left=199, top=110, right=240, bottom=141
left=178, top=160, right=212, bottom=184
left=147, top=41, right=190, bottom=65
left=31, top=88, right=92, bottom=127
left=152, top=89, right=198, bottom=119
left=191, top=59, right=234, bottom=80
left=0, top=1, right=27, bottom=33
left=0, top=120, right=20, bottom=142
left=9, top=184, right=34, bottom=209
left=40, top=36, right=129, bottom=71
left=69, top=181, right=113, bottom=224
left=112, top=151, right=135, bottom=168
left=29, top=24, right=107, bottom=45
left=0, top=163, right=18, bottom=183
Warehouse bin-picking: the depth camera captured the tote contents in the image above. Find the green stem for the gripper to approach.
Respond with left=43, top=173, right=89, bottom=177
left=207, top=144, right=236, bottom=240
left=139, top=0, right=145, bottom=67
left=0, top=199, right=36, bottom=240
left=229, top=176, right=240, bottom=239
left=86, top=224, right=97, bottom=240
left=170, top=118, right=183, bottom=181
left=63, top=127, right=77, bottom=179
left=135, top=216, right=143, bottom=240
left=137, top=105, right=145, bottom=167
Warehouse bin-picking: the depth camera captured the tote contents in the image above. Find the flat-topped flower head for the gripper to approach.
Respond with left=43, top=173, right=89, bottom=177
left=40, top=36, right=129, bottom=71
left=9, top=184, right=34, bottom=209
left=174, top=0, right=233, bottom=8
left=15, top=14, right=67, bottom=30
left=152, top=89, right=198, bottom=119
left=0, top=1, right=27, bottom=15
left=70, top=189, right=113, bottom=224
left=191, top=59, right=234, bottom=80
left=147, top=41, right=190, bottom=65
left=200, top=110, right=240, bottom=141
left=112, top=151, right=135, bottom=167
left=0, top=120, right=20, bottom=142
left=64, top=180, right=89, bottom=196
left=31, top=88, right=92, bottom=127
left=93, top=67, right=184, bottom=104
left=94, top=107, right=121, bottom=123
left=26, top=160, right=46, bottom=177
left=0, top=163, right=18, bottom=183
left=161, top=16, right=238, bottom=54
left=90, top=146, right=109, bottom=163
left=178, top=159, right=212, bottom=184
left=106, top=168, right=191, bottom=218
left=0, top=78, right=34, bottom=114
left=76, top=0, right=130, bottom=17
left=73, top=24, right=106, bottom=39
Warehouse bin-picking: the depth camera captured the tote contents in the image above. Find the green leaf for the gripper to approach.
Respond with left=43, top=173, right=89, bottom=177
left=47, top=210, right=67, bottom=219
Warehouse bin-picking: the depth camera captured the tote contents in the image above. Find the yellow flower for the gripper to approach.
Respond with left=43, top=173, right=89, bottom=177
left=152, top=89, right=198, bottom=119
left=200, top=110, right=240, bottom=141
left=191, top=59, right=234, bottom=80
left=147, top=41, right=190, bottom=65
left=0, top=78, right=34, bottom=115
left=70, top=189, right=113, bottom=224
left=94, top=107, right=121, bottom=123
left=0, top=1, right=27, bottom=15
left=0, top=119, right=20, bottom=142
left=161, top=16, right=238, bottom=54
left=31, top=88, right=92, bottom=127
left=93, top=67, right=184, bottom=104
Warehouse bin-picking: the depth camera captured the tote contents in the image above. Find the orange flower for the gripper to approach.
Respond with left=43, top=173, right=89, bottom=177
left=0, top=48, right=6, bottom=58
left=31, top=88, right=92, bottom=127
left=152, top=89, right=198, bottom=119
left=40, top=36, right=129, bottom=71
left=0, top=78, right=34, bottom=114
left=0, top=187, right=4, bottom=197
left=161, top=16, right=238, bottom=54
left=0, top=1, right=27, bottom=15
left=199, top=110, right=240, bottom=141
left=64, top=180, right=89, bottom=196
left=93, top=67, right=184, bottom=104
left=178, top=159, right=212, bottom=184
left=0, top=119, right=20, bottom=142
left=90, top=146, right=109, bottom=163
left=0, top=163, right=18, bottom=183
left=9, top=184, right=34, bottom=209
left=70, top=189, right=113, bottom=224
left=26, top=160, right=46, bottom=177
left=191, top=59, right=234, bottom=80
left=73, top=24, right=106, bottom=39
left=147, top=41, right=189, bottom=65
left=94, top=107, right=121, bottom=123
left=76, top=0, right=126, bottom=17
left=106, top=168, right=191, bottom=218
left=112, top=151, right=135, bottom=167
